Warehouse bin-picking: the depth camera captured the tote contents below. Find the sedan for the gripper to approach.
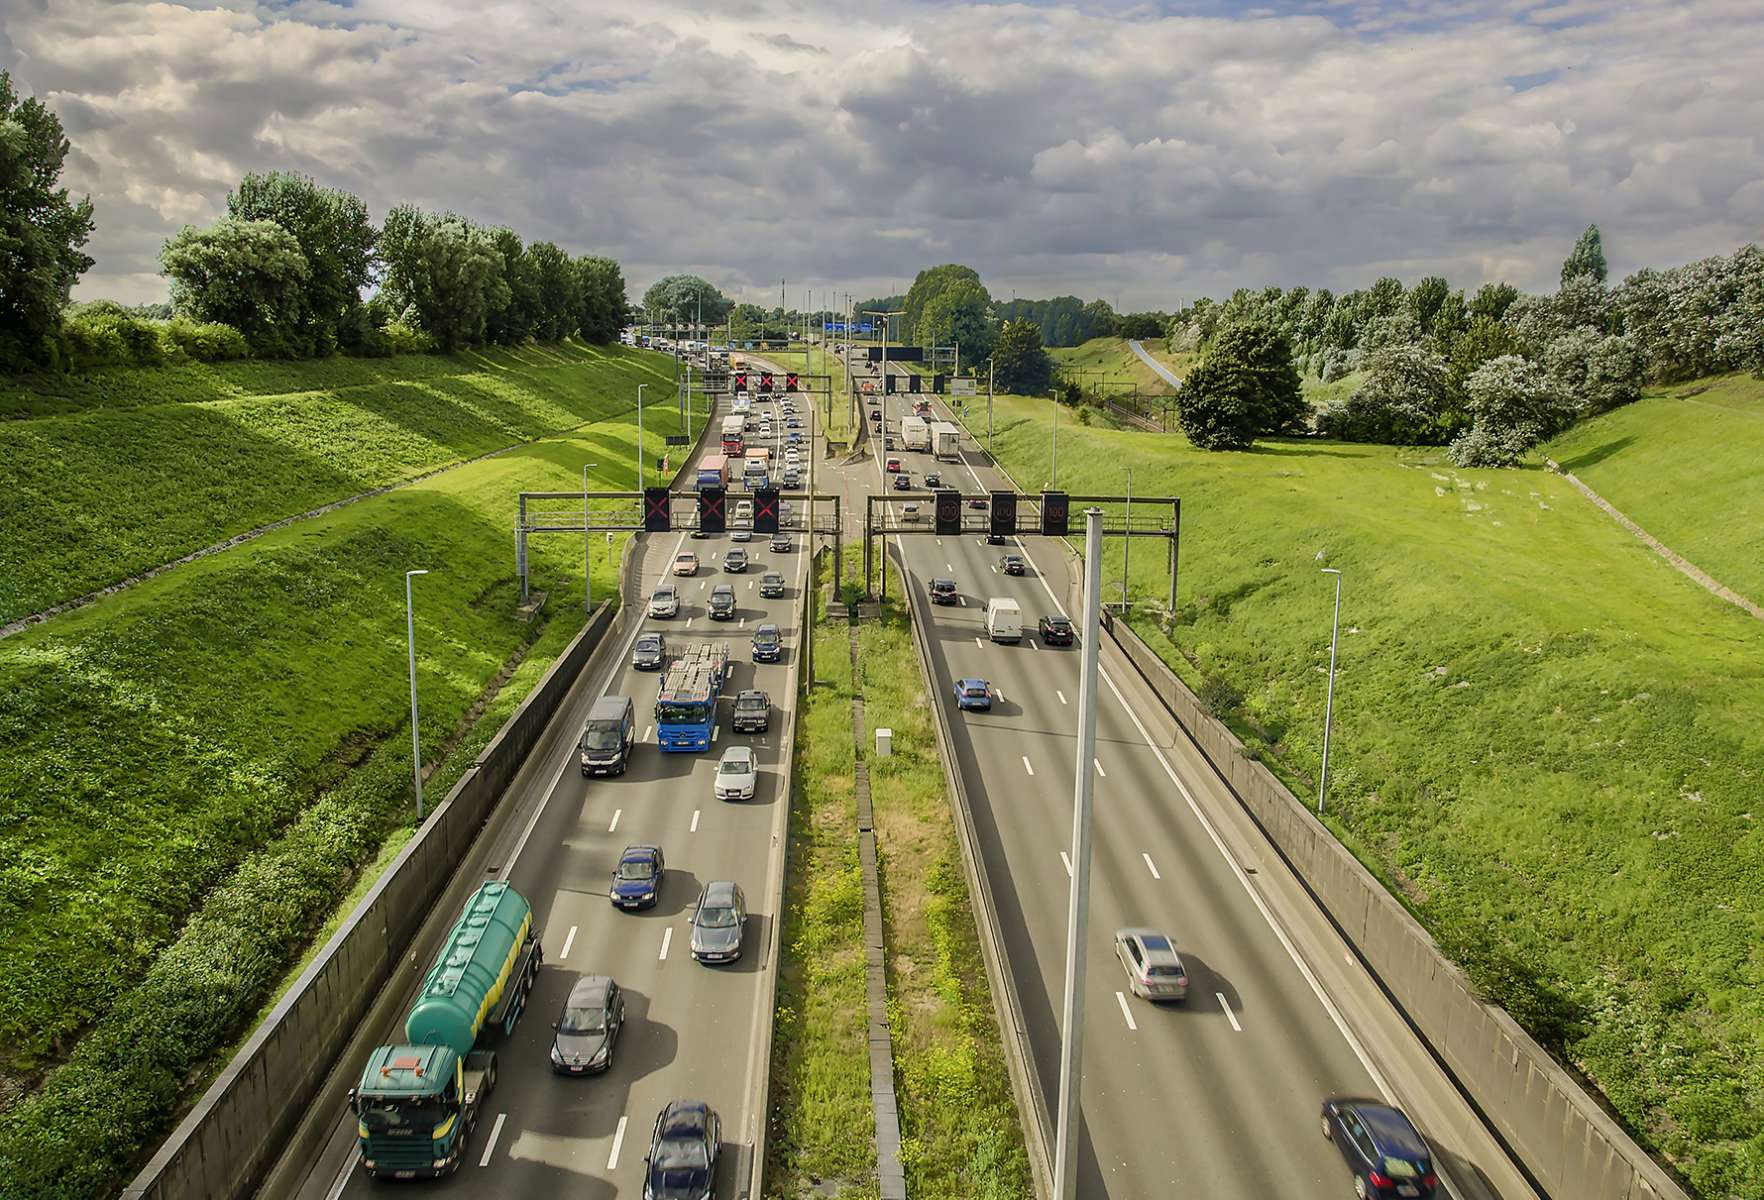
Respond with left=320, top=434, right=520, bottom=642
left=724, top=547, right=748, bottom=572
left=1000, top=553, right=1026, bottom=575
left=643, top=1100, right=720, bottom=1200
left=632, top=631, right=667, bottom=670
left=732, top=689, right=770, bottom=733
left=730, top=527, right=752, bottom=543
left=673, top=552, right=699, bottom=577
left=714, top=745, right=757, bottom=801
left=649, top=585, right=679, bottom=618
left=924, top=471, right=942, bottom=487
left=752, top=623, right=783, bottom=662
left=893, top=473, right=912, bottom=490
left=759, top=570, right=786, bottom=598
left=1321, top=1098, right=1439, bottom=1198
left=954, top=678, right=992, bottom=711
left=1038, top=615, right=1074, bottom=645
left=610, top=845, right=665, bottom=910
left=968, top=497, right=987, bottom=510
left=1114, top=928, right=1189, bottom=1001
left=929, top=578, right=958, bottom=605
left=769, top=534, right=792, bottom=554
left=549, top=975, right=624, bottom=1075
left=708, top=584, right=737, bottom=620
left=690, top=881, right=747, bottom=963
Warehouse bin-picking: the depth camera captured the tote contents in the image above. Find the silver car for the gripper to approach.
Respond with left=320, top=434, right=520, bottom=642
left=1115, top=928, right=1189, bottom=1001
left=714, top=745, right=757, bottom=801
left=649, top=584, right=679, bottom=618
left=690, top=881, right=747, bottom=963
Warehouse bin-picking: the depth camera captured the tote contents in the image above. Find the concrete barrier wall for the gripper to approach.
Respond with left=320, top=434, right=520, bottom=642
left=122, top=601, right=617, bottom=1200
left=1098, top=611, right=1688, bottom=1200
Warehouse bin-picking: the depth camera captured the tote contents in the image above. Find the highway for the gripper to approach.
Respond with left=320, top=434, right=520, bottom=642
left=820, top=357, right=1537, bottom=1200
left=283, top=393, right=808, bottom=1200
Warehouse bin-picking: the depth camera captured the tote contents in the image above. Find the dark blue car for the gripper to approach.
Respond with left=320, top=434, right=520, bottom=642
left=954, top=678, right=991, bottom=711
left=643, top=1099, right=719, bottom=1200
left=610, top=845, right=665, bottom=910
left=1320, top=1097, right=1437, bottom=1198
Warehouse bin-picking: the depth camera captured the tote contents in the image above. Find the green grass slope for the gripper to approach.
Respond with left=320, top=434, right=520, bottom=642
left=1545, top=372, right=1764, bottom=606
left=958, top=392, right=1764, bottom=1197
left=0, top=342, right=678, bottom=623
left=1050, top=336, right=1191, bottom=395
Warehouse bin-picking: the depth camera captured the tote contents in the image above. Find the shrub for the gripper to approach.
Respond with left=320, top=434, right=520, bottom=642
left=59, top=302, right=170, bottom=370
left=381, top=320, right=436, bottom=355
left=160, top=316, right=249, bottom=362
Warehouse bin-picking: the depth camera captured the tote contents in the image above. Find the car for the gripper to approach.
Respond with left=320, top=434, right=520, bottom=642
left=901, top=503, right=921, bottom=522
left=643, top=1100, right=720, bottom=1200
left=708, top=584, right=737, bottom=620
left=782, top=468, right=801, bottom=487
left=1000, top=553, right=1026, bottom=575
left=954, top=678, right=992, bottom=711
left=929, top=578, right=958, bottom=605
left=871, top=413, right=882, bottom=427
left=690, top=881, right=748, bottom=963
left=632, top=631, right=667, bottom=670
left=549, top=975, right=624, bottom=1075
left=893, top=473, right=911, bottom=490
left=770, top=534, right=791, bottom=553
left=786, top=432, right=802, bottom=446
left=649, top=585, right=679, bottom=618
left=714, top=745, right=757, bottom=801
left=759, top=570, right=786, bottom=598
left=1320, top=1098, right=1439, bottom=1198
left=924, top=471, right=941, bottom=487
left=610, top=845, right=665, bottom=910
left=885, top=456, right=901, bottom=472
left=732, top=689, right=770, bottom=733
left=733, top=500, right=753, bottom=525
left=1113, top=928, right=1189, bottom=1001
left=986, top=532, right=1008, bottom=546
left=724, top=547, right=748, bottom=572
left=787, top=417, right=801, bottom=429
left=674, top=552, right=699, bottom=577
left=968, top=497, right=987, bottom=510
left=871, top=408, right=881, bottom=420
left=689, top=527, right=711, bottom=540
left=730, top=527, right=752, bottom=542
left=752, top=623, right=782, bottom=662
left=1038, top=615, right=1074, bottom=645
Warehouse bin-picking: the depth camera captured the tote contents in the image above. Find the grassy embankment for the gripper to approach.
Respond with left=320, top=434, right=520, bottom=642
left=1545, top=371, right=1764, bottom=605
left=1049, top=335, right=1190, bottom=395
left=952, top=390, right=1764, bottom=1198
left=769, top=551, right=1030, bottom=1200
left=0, top=347, right=681, bottom=1199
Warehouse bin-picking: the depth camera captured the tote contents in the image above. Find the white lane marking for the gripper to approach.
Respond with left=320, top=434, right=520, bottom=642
left=712, top=725, right=721, bottom=743
left=322, top=1150, right=357, bottom=1200
left=959, top=596, right=967, bottom=607
left=479, top=1112, right=506, bottom=1166
left=608, top=808, right=622, bottom=833
left=1218, top=992, right=1243, bottom=1032
left=607, top=1115, right=628, bottom=1171
left=995, top=687, right=1006, bottom=703
left=975, top=636, right=984, bottom=649
left=1142, top=853, right=1161, bottom=880
left=700, top=581, right=707, bottom=591
left=560, top=924, right=578, bottom=959
left=659, top=926, right=673, bottom=960
left=1060, top=850, right=1072, bottom=877
left=691, top=808, right=701, bottom=833
left=644, top=725, right=654, bottom=742
left=947, top=563, right=954, bottom=571
left=1057, top=689, right=1067, bottom=705
left=749, top=580, right=754, bottom=589
left=1095, top=759, right=1107, bottom=778
left=1116, top=991, right=1138, bottom=1031
left=740, top=617, right=747, bottom=628
left=1022, top=755, right=1035, bottom=776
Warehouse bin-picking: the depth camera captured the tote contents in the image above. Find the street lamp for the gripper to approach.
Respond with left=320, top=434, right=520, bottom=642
left=582, top=461, right=599, bottom=611
left=1318, top=567, right=1343, bottom=815
left=1050, top=386, right=1059, bottom=489
left=404, top=568, right=430, bottom=821
left=636, top=383, right=648, bottom=493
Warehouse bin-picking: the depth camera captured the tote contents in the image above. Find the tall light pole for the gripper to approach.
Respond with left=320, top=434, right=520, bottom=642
left=1122, top=466, right=1132, bottom=611
left=636, top=383, right=648, bottom=492
left=1050, top=388, right=1059, bottom=489
left=1318, top=567, right=1343, bottom=815
left=987, top=358, right=995, bottom=456
left=1052, top=508, right=1104, bottom=1200
left=405, top=568, right=430, bottom=821
left=582, top=461, right=599, bottom=611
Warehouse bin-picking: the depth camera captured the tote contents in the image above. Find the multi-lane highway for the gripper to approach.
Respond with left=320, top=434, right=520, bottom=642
left=282, top=394, right=809, bottom=1200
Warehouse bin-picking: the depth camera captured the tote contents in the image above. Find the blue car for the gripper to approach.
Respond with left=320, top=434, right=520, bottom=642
left=954, top=678, right=991, bottom=711
left=1320, top=1097, right=1437, bottom=1198
left=609, top=844, right=665, bottom=910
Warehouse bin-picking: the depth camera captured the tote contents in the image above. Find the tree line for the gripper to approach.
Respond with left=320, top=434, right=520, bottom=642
left=0, top=71, right=628, bottom=375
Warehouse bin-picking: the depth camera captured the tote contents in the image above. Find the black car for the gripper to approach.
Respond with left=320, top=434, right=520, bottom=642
left=770, top=534, right=791, bottom=553
left=752, top=623, right=782, bottom=663
left=929, top=578, right=958, bottom=606
left=1321, top=1097, right=1438, bottom=1198
left=708, top=585, right=737, bottom=620
left=549, top=975, right=624, bottom=1075
left=632, top=632, right=667, bottom=670
left=724, top=547, right=748, bottom=572
left=1038, top=615, right=1074, bottom=645
left=924, top=471, right=941, bottom=487
left=759, top=570, right=786, bottom=598
left=986, top=532, right=1007, bottom=545
left=968, top=497, right=987, bottom=510
left=1000, top=553, right=1026, bottom=575
left=643, top=1099, right=719, bottom=1200
left=893, top=473, right=911, bottom=490
left=732, top=689, right=770, bottom=733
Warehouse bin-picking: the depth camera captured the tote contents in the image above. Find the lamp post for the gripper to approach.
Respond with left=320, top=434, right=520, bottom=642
left=636, top=383, right=648, bottom=493
left=404, top=568, right=430, bottom=821
left=1318, top=567, right=1343, bottom=815
left=1122, top=466, right=1132, bottom=610
left=1050, top=387, right=1059, bottom=489
left=582, top=462, right=599, bottom=611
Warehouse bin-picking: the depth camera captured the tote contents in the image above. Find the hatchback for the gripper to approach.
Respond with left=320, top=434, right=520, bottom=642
left=929, top=578, right=958, bottom=605
left=549, top=975, right=624, bottom=1075
left=644, top=1100, right=719, bottom=1200
left=1114, top=928, right=1189, bottom=1001
left=885, top=456, right=901, bottom=473
left=954, top=678, right=992, bottom=711
left=610, top=845, right=665, bottom=910
left=1320, top=1098, right=1438, bottom=1198
left=1038, top=615, right=1074, bottom=645
left=690, top=881, right=747, bottom=963
left=752, top=623, right=783, bottom=662
left=724, top=547, right=748, bottom=572
left=673, top=552, right=699, bottom=577
left=714, top=745, right=757, bottom=801
left=708, top=585, right=737, bottom=620
left=649, top=585, right=679, bottom=618
left=632, top=631, right=667, bottom=670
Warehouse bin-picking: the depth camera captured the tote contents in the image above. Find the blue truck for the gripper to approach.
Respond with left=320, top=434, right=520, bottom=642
left=655, top=642, right=729, bottom=752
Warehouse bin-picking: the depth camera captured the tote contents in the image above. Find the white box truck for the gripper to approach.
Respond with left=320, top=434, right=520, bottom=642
left=930, top=421, right=960, bottom=459
left=899, top=414, right=931, bottom=451
left=985, top=597, right=1023, bottom=643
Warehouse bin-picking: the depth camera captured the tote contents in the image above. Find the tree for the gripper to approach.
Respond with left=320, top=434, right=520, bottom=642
left=918, top=279, right=995, bottom=361
left=1407, top=276, right=1451, bottom=335
left=1469, top=281, right=1519, bottom=322
left=378, top=206, right=508, bottom=352
left=904, top=264, right=985, bottom=342
left=641, top=274, right=730, bottom=326
left=160, top=218, right=310, bottom=355
left=989, top=318, right=1053, bottom=395
left=1447, top=315, right=1523, bottom=400
left=1319, top=341, right=1455, bottom=444
left=573, top=255, right=625, bottom=343
left=225, top=171, right=374, bottom=354
left=1561, top=223, right=1608, bottom=286
left=1543, top=328, right=1641, bottom=415
left=1173, top=319, right=1305, bottom=450
left=482, top=227, right=537, bottom=346
left=1449, top=355, right=1574, bottom=467
left=525, top=241, right=578, bottom=341
left=0, top=70, right=96, bottom=368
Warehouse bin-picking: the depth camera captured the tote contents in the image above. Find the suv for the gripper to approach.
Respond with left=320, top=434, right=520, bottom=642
left=732, top=689, right=770, bottom=733
left=929, top=578, right=958, bottom=605
left=770, top=533, right=792, bottom=553
left=1113, top=928, right=1189, bottom=1001
left=751, top=623, right=782, bottom=662
left=648, top=584, right=679, bottom=618
left=759, top=570, right=786, bottom=598
left=1038, top=615, right=1074, bottom=645
left=708, top=584, right=737, bottom=620
left=1321, top=1098, right=1438, bottom=1198
left=724, top=547, right=748, bottom=572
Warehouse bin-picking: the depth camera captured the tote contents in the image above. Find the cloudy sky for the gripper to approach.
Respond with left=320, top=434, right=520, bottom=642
left=5, top=0, right=1762, bottom=310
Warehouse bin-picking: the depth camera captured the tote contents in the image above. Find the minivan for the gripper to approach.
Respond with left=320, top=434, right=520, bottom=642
left=580, top=695, right=637, bottom=776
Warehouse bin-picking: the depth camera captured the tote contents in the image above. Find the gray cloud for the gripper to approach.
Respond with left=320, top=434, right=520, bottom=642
left=4, top=0, right=1761, bottom=310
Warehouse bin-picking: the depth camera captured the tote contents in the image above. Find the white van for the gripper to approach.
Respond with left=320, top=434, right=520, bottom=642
left=985, top=597, right=1023, bottom=643
left=734, top=499, right=754, bottom=525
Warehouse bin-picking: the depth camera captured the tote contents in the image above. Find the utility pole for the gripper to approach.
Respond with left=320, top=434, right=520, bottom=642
left=1051, top=388, right=1058, bottom=489
left=1319, top=567, right=1343, bottom=815
left=1122, top=467, right=1132, bottom=611
left=582, top=461, right=598, bottom=611
left=636, top=383, right=648, bottom=493
left=1052, top=509, right=1104, bottom=1200
left=988, top=359, right=995, bottom=456
left=405, top=568, right=430, bottom=821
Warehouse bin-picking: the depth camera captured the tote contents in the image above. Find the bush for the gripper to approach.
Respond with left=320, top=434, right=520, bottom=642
left=60, top=302, right=166, bottom=370
left=160, top=316, right=249, bottom=362
left=381, top=320, right=436, bottom=355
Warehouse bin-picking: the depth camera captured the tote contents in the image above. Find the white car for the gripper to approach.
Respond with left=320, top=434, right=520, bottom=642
left=649, top=584, right=679, bottom=618
left=714, top=745, right=758, bottom=801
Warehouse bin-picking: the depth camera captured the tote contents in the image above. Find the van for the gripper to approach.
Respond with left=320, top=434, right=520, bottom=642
left=734, top=499, right=754, bottom=525
left=985, top=598, right=1023, bottom=644
left=580, top=695, right=637, bottom=776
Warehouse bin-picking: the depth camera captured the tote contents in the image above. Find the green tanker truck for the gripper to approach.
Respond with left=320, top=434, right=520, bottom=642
left=348, top=880, right=543, bottom=1179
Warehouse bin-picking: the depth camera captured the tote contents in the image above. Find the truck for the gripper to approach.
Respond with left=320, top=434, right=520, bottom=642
left=656, top=642, right=729, bottom=751
left=350, top=881, right=542, bottom=1179
left=899, top=414, right=931, bottom=452
left=985, top=597, right=1023, bottom=643
left=743, top=446, right=772, bottom=489
left=720, top=415, right=745, bottom=456
left=696, top=453, right=731, bottom=491
left=930, top=420, right=960, bottom=460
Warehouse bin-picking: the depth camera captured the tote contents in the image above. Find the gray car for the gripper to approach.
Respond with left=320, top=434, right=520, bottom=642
left=690, top=881, right=748, bottom=964
left=1114, top=928, right=1189, bottom=1001
left=549, top=975, right=625, bottom=1074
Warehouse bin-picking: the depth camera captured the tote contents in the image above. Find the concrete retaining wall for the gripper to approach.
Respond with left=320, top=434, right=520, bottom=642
left=1098, top=610, right=1688, bottom=1200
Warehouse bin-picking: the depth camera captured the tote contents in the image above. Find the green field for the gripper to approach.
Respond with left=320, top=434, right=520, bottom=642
left=1050, top=336, right=1191, bottom=396
left=0, top=341, right=675, bottom=623
left=0, top=350, right=683, bottom=1197
left=1545, top=372, right=1764, bottom=605
left=954, top=391, right=1764, bottom=1197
